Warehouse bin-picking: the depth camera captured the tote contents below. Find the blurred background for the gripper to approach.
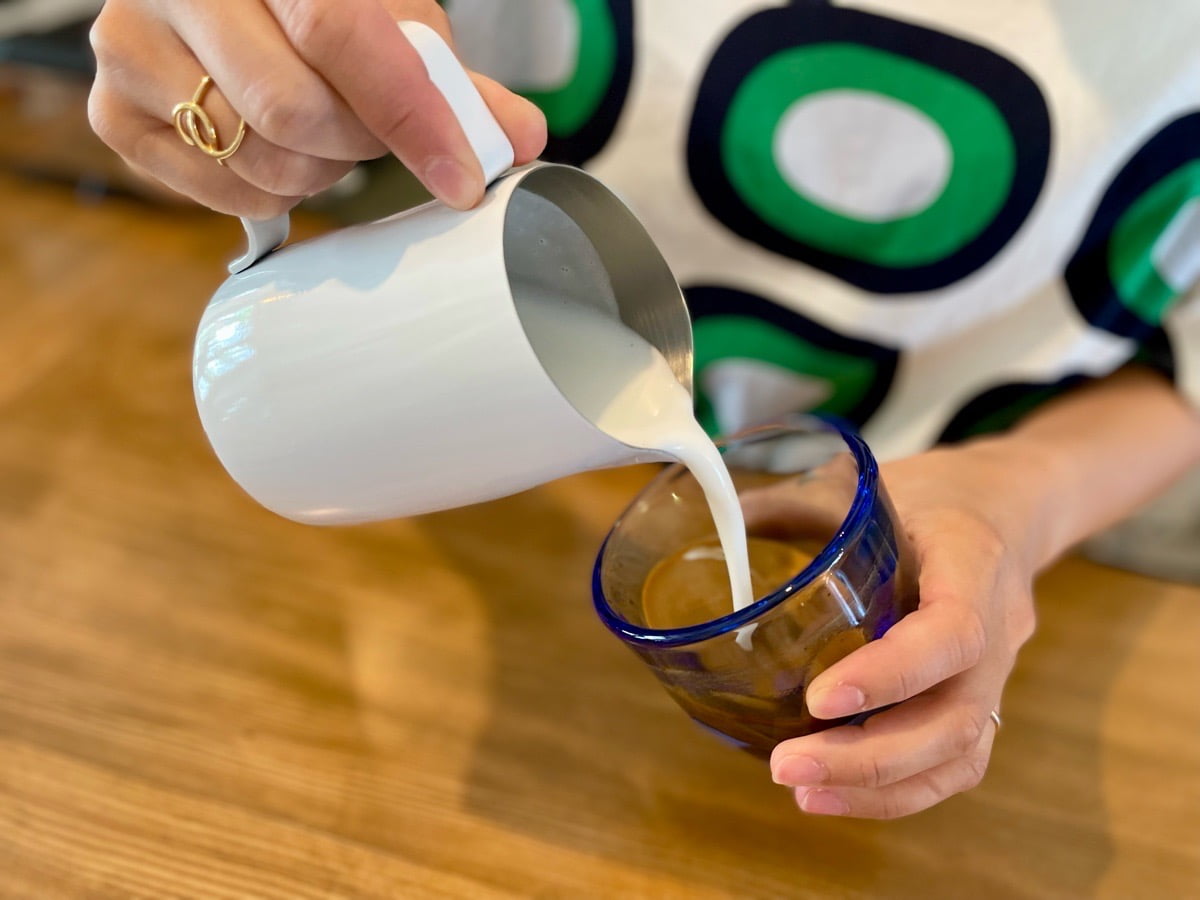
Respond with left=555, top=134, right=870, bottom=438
left=1, top=3, right=123, bottom=196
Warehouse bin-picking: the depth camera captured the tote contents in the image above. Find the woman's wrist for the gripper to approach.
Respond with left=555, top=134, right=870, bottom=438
left=944, top=367, right=1200, bottom=574
left=951, top=433, right=1077, bottom=574
left=880, top=435, right=1071, bottom=578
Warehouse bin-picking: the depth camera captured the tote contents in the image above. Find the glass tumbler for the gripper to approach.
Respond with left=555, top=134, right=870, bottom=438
left=592, top=417, right=918, bottom=758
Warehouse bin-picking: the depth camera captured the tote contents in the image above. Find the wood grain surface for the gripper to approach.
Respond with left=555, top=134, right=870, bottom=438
left=1, top=170, right=1198, bottom=899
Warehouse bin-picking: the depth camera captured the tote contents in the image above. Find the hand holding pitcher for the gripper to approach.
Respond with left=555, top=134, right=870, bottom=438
left=87, top=0, right=547, bottom=217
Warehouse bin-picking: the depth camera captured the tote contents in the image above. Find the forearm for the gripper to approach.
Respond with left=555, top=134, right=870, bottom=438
left=967, top=367, right=1200, bottom=571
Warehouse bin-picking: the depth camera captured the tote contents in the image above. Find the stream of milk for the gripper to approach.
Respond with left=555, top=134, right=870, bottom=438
left=517, top=296, right=757, bottom=647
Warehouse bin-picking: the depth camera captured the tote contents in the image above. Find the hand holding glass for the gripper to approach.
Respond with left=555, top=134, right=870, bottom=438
left=593, top=418, right=919, bottom=758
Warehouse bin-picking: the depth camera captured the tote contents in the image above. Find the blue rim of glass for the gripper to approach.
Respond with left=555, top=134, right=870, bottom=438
left=591, top=415, right=879, bottom=648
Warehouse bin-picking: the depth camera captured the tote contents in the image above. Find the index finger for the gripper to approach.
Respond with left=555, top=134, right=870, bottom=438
left=266, top=0, right=484, bottom=208
left=804, top=542, right=999, bottom=719
left=804, top=601, right=988, bottom=720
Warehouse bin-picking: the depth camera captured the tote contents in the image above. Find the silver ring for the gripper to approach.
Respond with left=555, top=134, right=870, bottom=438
left=989, top=708, right=1002, bottom=731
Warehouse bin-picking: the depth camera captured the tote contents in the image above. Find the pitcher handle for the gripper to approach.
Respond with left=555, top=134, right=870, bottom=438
left=228, top=20, right=517, bottom=275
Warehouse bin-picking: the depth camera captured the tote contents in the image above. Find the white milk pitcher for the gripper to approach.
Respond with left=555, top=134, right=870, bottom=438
left=193, top=21, right=693, bottom=525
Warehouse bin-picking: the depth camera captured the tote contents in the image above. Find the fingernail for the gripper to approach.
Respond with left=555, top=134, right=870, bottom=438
left=808, top=683, right=867, bottom=719
left=798, top=788, right=849, bottom=816
left=773, top=755, right=829, bottom=786
left=423, top=155, right=482, bottom=209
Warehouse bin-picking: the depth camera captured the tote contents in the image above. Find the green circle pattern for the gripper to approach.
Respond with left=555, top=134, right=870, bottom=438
left=1108, top=160, right=1200, bottom=326
left=693, top=316, right=880, bottom=433
left=722, top=43, right=1017, bottom=268
left=520, top=0, right=616, bottom=138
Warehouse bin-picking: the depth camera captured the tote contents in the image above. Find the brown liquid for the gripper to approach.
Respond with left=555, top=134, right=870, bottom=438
left=641, top=536, right=820, bottom=628
left=639, top=536, right=873, bottom=758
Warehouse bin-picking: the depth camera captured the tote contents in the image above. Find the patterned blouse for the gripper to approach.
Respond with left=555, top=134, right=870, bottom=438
left=445, top=0, right=1200, bottom=459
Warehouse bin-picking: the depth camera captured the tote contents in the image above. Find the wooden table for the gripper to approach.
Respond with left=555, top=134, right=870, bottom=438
left=1, top=169, right=1198, bottom=899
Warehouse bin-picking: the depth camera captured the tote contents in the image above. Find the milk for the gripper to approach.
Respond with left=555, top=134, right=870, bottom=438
left=518, top=294, right=757, bottom=646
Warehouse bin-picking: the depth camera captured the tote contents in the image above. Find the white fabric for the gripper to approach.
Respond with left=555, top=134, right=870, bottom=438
left=773, top=90, right=952, bottom=223
left=450, top=0, right=1200, bottom=458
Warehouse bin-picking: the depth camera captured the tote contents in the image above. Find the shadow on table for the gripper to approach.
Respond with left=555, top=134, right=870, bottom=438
left=413, top=486, right=1156, bottom=898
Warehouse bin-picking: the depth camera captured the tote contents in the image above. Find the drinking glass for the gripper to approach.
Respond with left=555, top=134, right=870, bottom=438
left=592, top=416, right=918, bottom=758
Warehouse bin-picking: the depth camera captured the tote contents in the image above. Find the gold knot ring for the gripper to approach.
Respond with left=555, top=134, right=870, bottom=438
left=989, top=709, right=1003, bottom=732
left=171, top=75, right=246, bottom=166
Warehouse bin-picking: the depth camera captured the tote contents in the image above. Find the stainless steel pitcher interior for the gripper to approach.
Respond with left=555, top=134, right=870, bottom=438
left=502, top=164, right=694, bottom=406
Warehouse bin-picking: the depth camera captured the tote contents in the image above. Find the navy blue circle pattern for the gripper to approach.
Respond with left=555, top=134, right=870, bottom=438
left=685, top=1, right=1052, bottom=294
left=1065, top=113, right=1200, bottom=341
left=542, top=0, right=635, bottom=167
